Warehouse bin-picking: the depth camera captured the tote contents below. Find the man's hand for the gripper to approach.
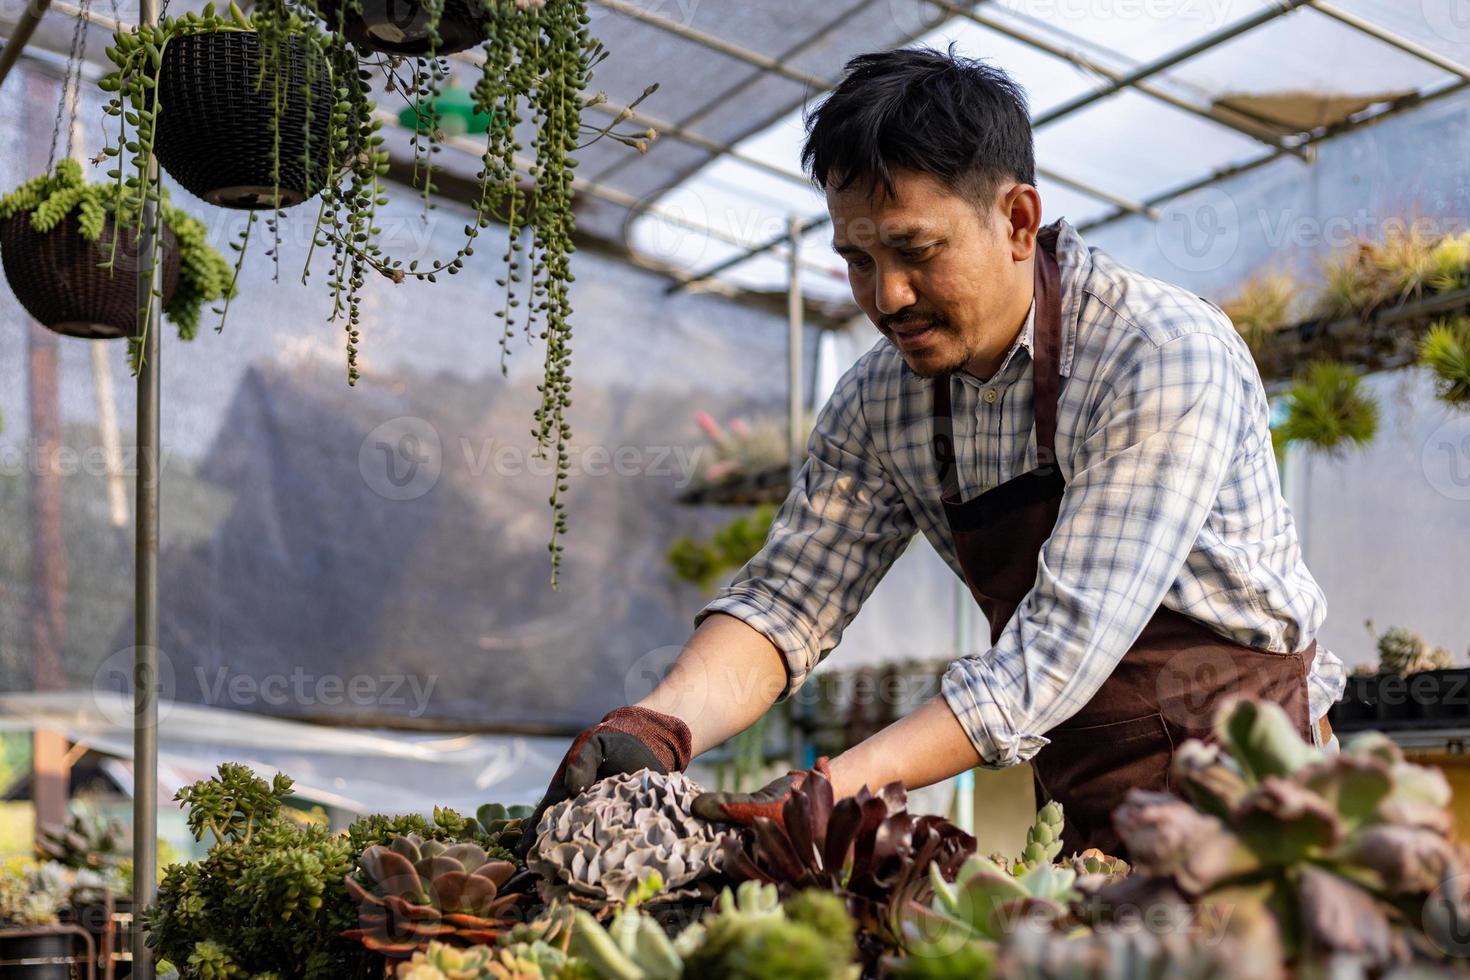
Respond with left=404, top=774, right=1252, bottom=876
left=518, top=706, right=693, bottom=858
left=691, top=757, right=832, bottom=829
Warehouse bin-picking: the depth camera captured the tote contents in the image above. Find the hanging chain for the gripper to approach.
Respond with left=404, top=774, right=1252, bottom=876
left=47, top=0, right=94, bottom=170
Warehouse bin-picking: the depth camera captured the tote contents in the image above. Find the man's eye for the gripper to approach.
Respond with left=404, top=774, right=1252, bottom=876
left=902, top=244, right=937, bottom=261
left=845, top=255, right=872, bottom=271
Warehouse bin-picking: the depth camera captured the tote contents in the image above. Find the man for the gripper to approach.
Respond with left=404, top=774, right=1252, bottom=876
left=524, top=47, right=1344, bottom=855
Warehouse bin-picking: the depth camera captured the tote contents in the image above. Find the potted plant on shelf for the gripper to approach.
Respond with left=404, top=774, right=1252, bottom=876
left=0, top=860, right=80, bottom=980
left=0, top=159, right=235, bottom=349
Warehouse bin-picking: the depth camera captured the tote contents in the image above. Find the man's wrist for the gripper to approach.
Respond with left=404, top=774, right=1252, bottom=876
left=599, top=705, right=693, bottom=772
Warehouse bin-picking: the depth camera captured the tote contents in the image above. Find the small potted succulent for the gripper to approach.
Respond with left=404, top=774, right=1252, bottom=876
left=0, top=159, right=234, bottom=350
left=0, top=860, right=78, bottom=980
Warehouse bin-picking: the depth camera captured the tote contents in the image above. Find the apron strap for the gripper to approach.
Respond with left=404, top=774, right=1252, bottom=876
left=932, top=227, right=1065, bottom=497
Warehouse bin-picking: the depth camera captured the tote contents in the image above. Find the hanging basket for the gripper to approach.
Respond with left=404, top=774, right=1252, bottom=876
left=154, top=31, right=335, bottom=210
left=0, top=211, right=181, bottom=340
left=313, top=0, right=490, bottom=55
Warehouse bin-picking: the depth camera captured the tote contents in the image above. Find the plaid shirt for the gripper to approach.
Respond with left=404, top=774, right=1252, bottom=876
left=696, top=218, right=1344, bottom=768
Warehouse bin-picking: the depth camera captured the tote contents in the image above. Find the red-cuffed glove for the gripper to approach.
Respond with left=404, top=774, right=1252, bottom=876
left=519, top=706, right=693, bottom=858
left=691, top=757, right=832, bottom=829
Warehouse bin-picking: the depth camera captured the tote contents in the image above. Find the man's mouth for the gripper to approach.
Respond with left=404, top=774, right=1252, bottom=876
left=890, top=322, right=940, bottom=352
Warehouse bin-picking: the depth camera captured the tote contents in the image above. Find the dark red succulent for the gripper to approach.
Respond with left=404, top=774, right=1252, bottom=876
left=721, top=767, right=975, bottom=968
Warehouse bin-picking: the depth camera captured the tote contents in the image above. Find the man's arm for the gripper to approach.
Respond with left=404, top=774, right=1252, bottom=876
left=856, top=329, right=1252, bottom=790
left=633, top=612, right=789, bottom=757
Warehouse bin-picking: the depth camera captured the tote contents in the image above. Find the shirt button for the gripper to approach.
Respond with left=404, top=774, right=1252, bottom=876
left=982, top=387, right=999, bottom=403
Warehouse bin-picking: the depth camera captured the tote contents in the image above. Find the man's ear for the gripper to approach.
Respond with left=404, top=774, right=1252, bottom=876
left=1000, top=183, right=1043, bottom=262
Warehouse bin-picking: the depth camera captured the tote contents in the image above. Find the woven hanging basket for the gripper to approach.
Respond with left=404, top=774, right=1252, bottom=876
left=313, top=0, right=489, bottom=55
left=154, top=31, right=335, bottom=210
left=0, top=211, right=181, bottom=340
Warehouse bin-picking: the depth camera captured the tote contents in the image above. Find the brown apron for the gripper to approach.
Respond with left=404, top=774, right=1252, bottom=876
left=930, top=223, right=1316, bottom=856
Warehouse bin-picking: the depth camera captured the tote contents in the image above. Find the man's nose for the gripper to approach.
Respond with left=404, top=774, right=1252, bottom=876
left=873, top=267, right=917, bottom=316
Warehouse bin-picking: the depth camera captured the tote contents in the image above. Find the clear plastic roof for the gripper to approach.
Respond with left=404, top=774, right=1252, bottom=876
left=6, top=1, right=1468, bottom=305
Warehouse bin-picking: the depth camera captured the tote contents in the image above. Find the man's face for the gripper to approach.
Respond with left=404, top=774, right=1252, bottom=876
left=828, top=167, right=1037, bottom=379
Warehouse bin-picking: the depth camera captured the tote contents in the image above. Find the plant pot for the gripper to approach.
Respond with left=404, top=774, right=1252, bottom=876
left=1372, top=671, right=1419, bottom=727
left=0, top=929, right=76, bottom=979
left=1, top=211, right=181, bottom=339
left=1411, top=667, right=1470, bottom=724
left=1328, top=672, right=1378, bottom=731
left=313, top=0, right=489, bottom=55
left=154, top=31, right=335, bottom=209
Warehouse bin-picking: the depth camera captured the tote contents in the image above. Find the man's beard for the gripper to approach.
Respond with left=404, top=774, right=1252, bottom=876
left=881, top=317, right=969, bottom=378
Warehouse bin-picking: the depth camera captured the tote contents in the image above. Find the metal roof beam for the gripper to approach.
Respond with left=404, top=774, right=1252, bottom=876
left=1308, top=1, right=1470, bottom=83
left=0, top=0, right=55, bottom=90
left=1032, top=0, right=1317, bottom=127
left=589, top=0, right=827, bottom=90
left=924, top=0, right=1309, bottom=159
left=1077, top=73, right=1470, bottom=235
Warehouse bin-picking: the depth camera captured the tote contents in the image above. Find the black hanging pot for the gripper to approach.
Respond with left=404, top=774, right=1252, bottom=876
left=313, top=0, right=489, bottom=55
left=154, top=31, right=335, bottom=209
left=0, top=211, right=181, bottom=340
left=0, top=929, right=76, bottom=980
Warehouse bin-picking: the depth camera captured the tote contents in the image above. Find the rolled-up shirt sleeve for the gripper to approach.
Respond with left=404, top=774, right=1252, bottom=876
left=695, top=354, right=918, bottom=699
left=942, top=330, right=1250, bottom=768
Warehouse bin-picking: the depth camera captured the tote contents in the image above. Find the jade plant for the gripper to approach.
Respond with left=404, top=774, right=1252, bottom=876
left=529, top=770, right=734, bottom=909
left=0, top=158, right=236, bottom=350
left=719, top=766, right=975, bottom=969
left=145, top=764, right=365, bottom=979
left=1103, top=699, right=1470, bottom=972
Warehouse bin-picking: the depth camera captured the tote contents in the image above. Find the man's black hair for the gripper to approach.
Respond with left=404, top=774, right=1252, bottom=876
left=800, top=45, right=1035, bottom=204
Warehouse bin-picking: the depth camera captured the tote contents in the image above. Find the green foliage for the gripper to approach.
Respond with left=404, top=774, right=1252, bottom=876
left=98, top=3, right=386, bottom=379
left=666, top=504, right=776, bottom=593
left=1220, top=271, right=1299, bottom=352
left=145, top=764, right=362, bottom=980
left=572, top=881, right=858, bottom=980
left=1419, top=315, right=1470, bottom=407
left=1012, top=799, right=1065, bottom=873
left=0, top=159, right=235, bottom=341
left=1367, top=620, right=1457, bottom=676
left=1274, top=361, right=1379, bottom=454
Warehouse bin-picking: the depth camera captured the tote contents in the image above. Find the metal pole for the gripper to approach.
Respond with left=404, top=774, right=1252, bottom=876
left=132, top=0, right=160, bottom=972
left=0, top=0, right=54, bottom=91
left=786, top=215, right=804, bottom=484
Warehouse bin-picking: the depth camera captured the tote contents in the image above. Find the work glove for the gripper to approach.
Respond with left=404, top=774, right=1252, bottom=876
left=691, top=757, right=832, bottom=829
left=518, top=705, right=693, bottom=858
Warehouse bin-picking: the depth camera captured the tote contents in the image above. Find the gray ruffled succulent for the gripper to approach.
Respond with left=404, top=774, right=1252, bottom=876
left=529, top=769, right=735, bottom=908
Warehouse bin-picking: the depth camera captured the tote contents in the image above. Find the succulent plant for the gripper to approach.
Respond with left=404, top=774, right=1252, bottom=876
left=1066, top=847, right=1131, bottom=886
left=344, top=834, right=525, bottom=954
left=1373, top=623, right=1456, bottom=676
left=146, top=765, right=364, bottom=979
left=529, top=770, right=734, bottom=909
left=36, top=809, right=124, bottom=872
left=1101, top=699, right=1470, bottom=973
left=571, top=880, right=857, bottom=980
left=719, top=766, right=974, bottom=969
left=0, top=860, right=72, bottom=925
left=477, top=803, right=536, bottom=857
left=1012, top=800, right=1065, bottom=873
left=393, top=939, right=588, bottom=980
